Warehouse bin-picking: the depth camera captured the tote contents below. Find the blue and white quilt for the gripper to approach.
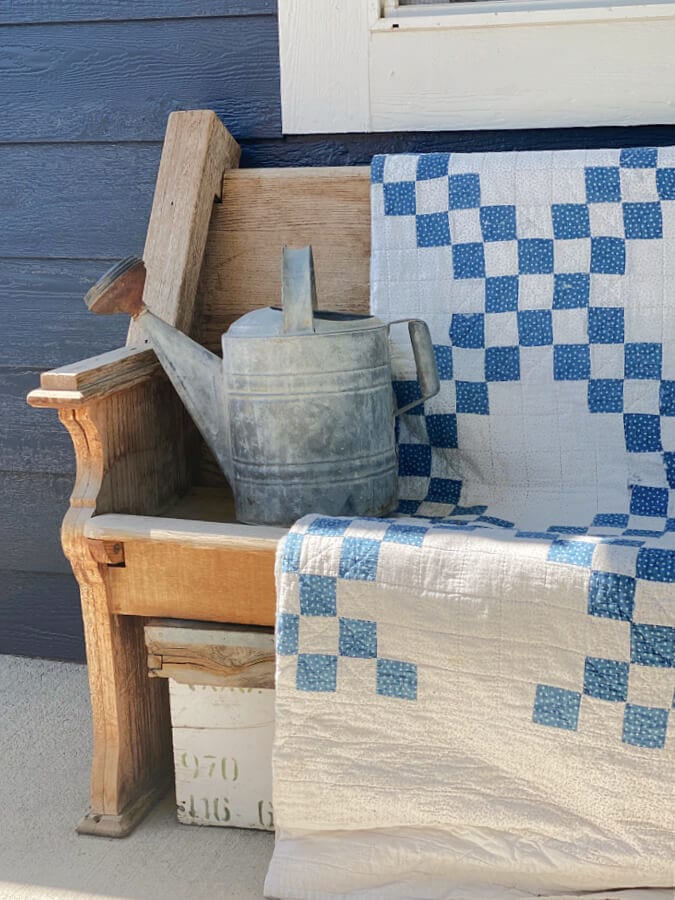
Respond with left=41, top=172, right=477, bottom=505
left=265, top=149, right=675, bottom=899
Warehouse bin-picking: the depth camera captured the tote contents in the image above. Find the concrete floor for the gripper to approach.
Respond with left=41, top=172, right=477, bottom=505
left=0, top=655, right=273, bottom=900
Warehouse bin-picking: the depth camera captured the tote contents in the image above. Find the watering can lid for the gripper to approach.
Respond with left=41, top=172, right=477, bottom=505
left=226, top=245, right=383, bottom=338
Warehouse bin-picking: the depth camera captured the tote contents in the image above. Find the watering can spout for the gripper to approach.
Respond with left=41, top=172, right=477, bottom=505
left=83, top=257, right=234, bottom=485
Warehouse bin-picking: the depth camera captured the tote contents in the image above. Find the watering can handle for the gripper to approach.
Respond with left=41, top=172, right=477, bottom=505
left=282, top=245, right=318, bottom=334
left=389, top=319, right=440, bottom=416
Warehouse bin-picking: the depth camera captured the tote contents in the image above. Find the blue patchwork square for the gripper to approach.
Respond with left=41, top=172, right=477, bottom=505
left=656, top=167, right=675, bottom=200
left=631, top=623, right=674, bottom=667
left=553, top=273, right=590, bottom=309
left=532, top=684, right=581, bottom=731
left=623, top=202, right=662, bottom=239
left=592, top=513, right=629, bottom=528
left=299, top=574, right=337, bottom=617
left=308, top=517, right=352, bottom=537
left=393, top=380, right=424, bottom=416
left=417, top=152, right=450, bottom=180
left=554, top=344, right=591, bottom=381
left=588, top=379, right=623, bottom=413
left=552, top=204, right=590, bottom=239
left=518, top=309, right=553, bottom=347
left=664, top=452, right=675, bottom=489
left=339, top=537, right=381, bottom=581
left=454, top=504, right=487, bottom=515
left=282, top=532, right=303, bottom=573
left=277, top=613, right=299, bottom=655
left=383, top=181, right=416, bottom=216
left=630, top=485, right=669, bottom=518
left=456, top=381, right=489, bottom=414
left=636, top=546, right=675, bottom=582
left=371, top=155, right=385, bottom=184
left=417, top=212, right=451, bottom=248
left=585, top=166, right=621, bottom=203
left=480, top=205, right=517, bottom=242
left=377, top=658, right=417, bottom=700
left=620, top=147, right=658, bottom=168
left=449, top=173, right=481, bottom=209
left=339, top=617, right=377, bottom=658
left=398, top=499, right=420, bottom=516
left=426, top=413, right=458, bottom=448
left=622, top=703, right=669, bottom=749
left=583, top=656, right=629, bottom=701
left=548, top=539, right=596, bottom=567
left=485, top=346, right=520, bottom=382
left=625, top=343, right=662, bottom=380
left=624, top=414, right=661, bottom=452
left=384, top=523, right=428, bottom=547
left=485, top=275, right=519, bottom=312
left=518, top=238, right=554, bottom=274
left=476, top=514, right=514, bottom=528
left=588, top=570, right=636, bottom=620
left=590, top=237, right=625, bottom=274
left=548, top=525, right=588, bottom=535
left=399, top=443, right=432, bottom=476
left=588, top=307, right=624, bottom=344
left=425, top=478, right=462, bottom=504
left=453, top=243, right=485, bottom=279
left=296, top=654, right=337, bottom=692
left=660, top=381, right=675, bottom=416
left=450, top=313, right=484, bottom=348
left=433, top=345, right=453, bottom=380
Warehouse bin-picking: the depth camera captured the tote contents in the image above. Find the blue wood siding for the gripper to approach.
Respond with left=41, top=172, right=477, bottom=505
left=2, top=1, right=675, bottom=660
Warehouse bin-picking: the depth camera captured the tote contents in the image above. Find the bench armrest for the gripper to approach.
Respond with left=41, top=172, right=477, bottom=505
left=27, top=345, right=161, bottom=409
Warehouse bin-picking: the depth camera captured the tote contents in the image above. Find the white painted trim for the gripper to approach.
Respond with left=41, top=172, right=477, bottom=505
left=278, top=0, right=675, bottom=133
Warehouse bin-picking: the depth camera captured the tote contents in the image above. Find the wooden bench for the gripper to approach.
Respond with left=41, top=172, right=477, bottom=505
left=28, top=110, right=371, bottom=837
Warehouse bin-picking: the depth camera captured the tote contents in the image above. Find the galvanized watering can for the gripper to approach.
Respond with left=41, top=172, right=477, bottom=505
left=85, top=246, right=439, bottom=526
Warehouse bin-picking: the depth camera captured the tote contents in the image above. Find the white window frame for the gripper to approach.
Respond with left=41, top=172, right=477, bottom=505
left=278, top=0, right=675, bottom=134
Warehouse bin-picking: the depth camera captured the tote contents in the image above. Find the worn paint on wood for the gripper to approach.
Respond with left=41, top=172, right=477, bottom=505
left=169, top=681, right=274, bottom=830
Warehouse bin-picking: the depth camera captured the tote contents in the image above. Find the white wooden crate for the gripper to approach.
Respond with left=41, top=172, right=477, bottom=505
left=169, top=681, right=275, bottom=830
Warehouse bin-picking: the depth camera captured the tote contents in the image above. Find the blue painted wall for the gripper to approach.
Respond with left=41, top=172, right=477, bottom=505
left=2, top=0, right=675, bottom=660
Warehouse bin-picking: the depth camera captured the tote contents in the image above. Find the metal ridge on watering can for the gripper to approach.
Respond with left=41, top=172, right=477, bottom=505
left=84, top=246, right=440, bottom=526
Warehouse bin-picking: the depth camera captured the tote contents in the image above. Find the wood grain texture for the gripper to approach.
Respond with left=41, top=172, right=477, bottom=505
left=0, top=16, right=280, bottom=143
left=128, top=111, right=241, bottom=341
left=197, top=167, right=371, bottom=352
left=145, top=620, right=275, bottom=688
left=0, top=1, right=276, bottom=25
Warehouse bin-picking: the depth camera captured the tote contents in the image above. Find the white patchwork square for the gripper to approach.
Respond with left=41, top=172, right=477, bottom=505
left=583, top=148, right=621, bottom=166
left=337, top=657, right=377, bottom=695
left=660, top=417, right=675, bottom=449
left=588, top=274, right=625, bottom=307
left=515, top=162, right=553, bottom=205
left=579, top=695, right=625, bottom=745
left=519, top=274, right=554, bottom=309
left=626, top=452, right=668, bottom=487
left=450, top=152, right=489, bottom=175
left=591, top=543, right=639, bottom=578
left=297, top=616, right=339, bottom=656
left=383, top=215, right=417, bottom=251
left=484, top=311, right=518, bottom=346
left=516, top=204, right=554, bottom=239
left=590, top=343, right=624, bottom=378
left=620, top=167, right=658, bottom=202
left=298, top=534, right=344, bottom=576
left=584, top=614, right=631, bottom=662
left=416, top=177, right=450, bottom=215
left=552, top=308, right=588, bottom=344
left=483, top=240, right=518, bottom=277
left=660, top=339, right=675, bottom=379
left=588, top=202, right=625, bottom=238
left=634, top=578, right=675, bottom=626
left=479, top=169, right=517, bottom=206
left=624, top=297, right=664, bottom=343
left=551, top=165, right=587, bottom=203
left=416, top=245, right=454, bottom=283
left=627, top=666, right=675, bottom=708
left=519, top=345, right=554, bottom=385
left=449, top=207, right=482, bottom=243
left=554, top=238, right=591, bottom=273
left=371, top=184, right=384, bottom=219
left=383, top=154, right=418, bottom=182
left=452, top=347, right=485, bottom=382
left=447, top=279, right=485, bottom=314
left=623, top=379, right=660, bottom=413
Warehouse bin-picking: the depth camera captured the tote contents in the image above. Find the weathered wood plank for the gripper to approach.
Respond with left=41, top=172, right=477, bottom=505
left=0, top=17, right=280, bottom=143
left=145, top=620, right=275, bottom=688
left=0, top=472, right=74, bottom=574
left=0, top=570, right=84, bottom=662
left=0, top=259, right=127, bottom=368
left=0, top=1, right=276, bottom=25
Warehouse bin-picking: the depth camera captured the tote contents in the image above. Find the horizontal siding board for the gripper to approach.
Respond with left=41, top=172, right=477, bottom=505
left=1, top=368, right=76, bottom=474
left=0, top=17, right=280, bottom=142
left=0, top=259, right=127, bottom=366
left=0, top=471, right=73, bottom=574
left=0, top=570, right=84, bottom=662
left=0, top=1, right=276, bottom=25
